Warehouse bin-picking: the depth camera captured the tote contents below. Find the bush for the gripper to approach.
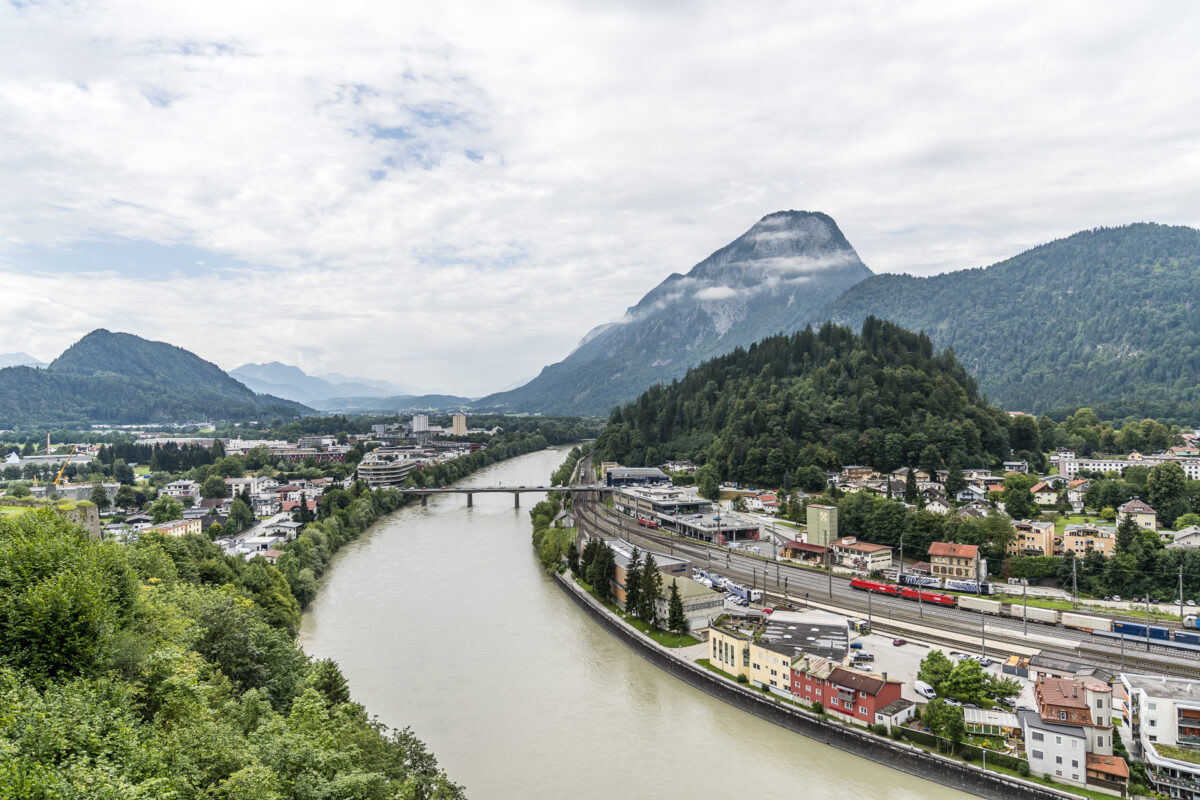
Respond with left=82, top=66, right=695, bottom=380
left=890, top=727, right=904, bottom=740
left=811, top=701, right=824, bottom=714
left=1017, top=761, right=1030, bottom=777
left=736, top=674, right=748, bottom=684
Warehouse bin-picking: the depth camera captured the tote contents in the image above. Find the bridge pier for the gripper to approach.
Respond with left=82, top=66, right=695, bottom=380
left=514, top=493, right=520, bottom=508
left=467, top=493, right=473, bottom=508
left=421, top=495, right=427, bottom=507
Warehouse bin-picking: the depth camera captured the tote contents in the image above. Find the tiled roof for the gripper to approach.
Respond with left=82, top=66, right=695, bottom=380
left=927, top=541, right=979, bottom=558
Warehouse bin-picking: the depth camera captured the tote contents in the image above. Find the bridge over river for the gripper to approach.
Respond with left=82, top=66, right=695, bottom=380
left=394, top=484, right=611, bottom=507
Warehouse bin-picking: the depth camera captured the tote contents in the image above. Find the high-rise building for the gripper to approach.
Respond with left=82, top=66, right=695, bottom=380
left=411, top=414, right=429, bottom=433
left=806, top=504, right=837, bottom=547
left=451, top=413, right=467, bottom=436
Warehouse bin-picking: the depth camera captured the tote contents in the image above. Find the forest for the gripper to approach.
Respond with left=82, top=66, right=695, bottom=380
left=0, top=509, right=463, bottom=798
left=595, top=318, right=1014, bottom=485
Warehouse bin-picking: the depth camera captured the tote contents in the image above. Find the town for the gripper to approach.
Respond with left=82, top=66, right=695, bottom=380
left=541, top=442, right=1200, bottom=800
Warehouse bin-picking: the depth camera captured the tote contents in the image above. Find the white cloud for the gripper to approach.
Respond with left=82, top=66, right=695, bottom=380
left=0, top=1, right=1198, bottom=394
left=693, top=285, right=740, bottom=301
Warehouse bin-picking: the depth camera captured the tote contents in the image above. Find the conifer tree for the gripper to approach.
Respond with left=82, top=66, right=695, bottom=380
left=624, top=547, right=642, bottom=616
left=667, top=579, right=687, bottom=639
left=639, top=553, right=662, bottom=627
left=904, top=467, right=918, bottom=504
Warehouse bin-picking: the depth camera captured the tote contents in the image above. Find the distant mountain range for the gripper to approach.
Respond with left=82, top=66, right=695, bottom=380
left=310, top=394, right=475, bottom=413
left=476, top=211, right=873, bottom=415
left=0, top=330, right=308, bottom=427
left=0, top=352, right=47, bottom=369
left=480, top=214, right=1200, bottom=422
left=228, top=361, right=423, bottom=406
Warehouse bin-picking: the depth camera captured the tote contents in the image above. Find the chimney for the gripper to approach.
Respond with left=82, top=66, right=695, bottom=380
left=882, top=672, right=888, bottom=681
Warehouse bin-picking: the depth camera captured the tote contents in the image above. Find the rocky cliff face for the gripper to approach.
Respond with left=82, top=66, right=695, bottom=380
left=477, top=211, right=873, bottom=415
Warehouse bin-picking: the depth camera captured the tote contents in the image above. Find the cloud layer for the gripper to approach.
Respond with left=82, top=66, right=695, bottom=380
left=1, top=1, right=1198, bottom=395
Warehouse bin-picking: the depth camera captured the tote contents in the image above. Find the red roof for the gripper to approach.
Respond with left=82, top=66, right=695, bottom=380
left=783, top=541, right=830, bottom=554
left=1086, top=754, right=1129, bottom=779
left=927, top=541, right=979, bottom=558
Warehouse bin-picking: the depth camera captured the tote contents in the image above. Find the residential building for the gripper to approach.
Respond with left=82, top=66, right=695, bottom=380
left=874, top=698, right=917, bottom=733
left=1168, top=526, right=1200, bottom=550
left=1118, top=497, right=1158, bottom=531
left=1010, top=519, right=1056, bottom=557
left=161, top=479, right=199, bottom=499
left=840, top=465, right=875, bottom=482
left=1119, top=673, right=1200, bottom=800
left=451, top=414, right=467, bottom=437
left=1020, top=676, right=1125, bottom=793
left=806, top=504, right=838, bottom=547
left=789, top=654, right=903, bottom=724
left=411, top=414, right=429, bottom=433
left=297, top=435, right=336, bottom=449
left=356, top=456, right=423, bottom=488
left=1062, top=523, right=1117, bottom=557
left=1003, top=460, right=1030, bottom=474
left=148, top=518, right=203, bottom=537
left=831, top=537, right=893, bottom=573
left=1031, top=481, right=1060, bottom=507
left=927, top=541, right=980, bottom=581
left=965, top=708, right=1022, bottom=739
left=711, top=620, right=849, bottom=696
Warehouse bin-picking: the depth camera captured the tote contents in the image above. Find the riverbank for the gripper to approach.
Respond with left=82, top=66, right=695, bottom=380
left=549, top=569, right=1098, bottom=800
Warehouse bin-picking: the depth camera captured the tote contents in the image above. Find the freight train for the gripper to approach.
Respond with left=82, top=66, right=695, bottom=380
left=850, top=578, right=1200, bottom=648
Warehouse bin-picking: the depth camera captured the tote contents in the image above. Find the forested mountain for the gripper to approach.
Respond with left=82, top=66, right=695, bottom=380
left=822, top=223, right=1200, bottom=420
left=0, top=330, right=307, bottom=426
left=477, top=210, right=873, bottom=416
left=595, top=318, right=1013, bottom=485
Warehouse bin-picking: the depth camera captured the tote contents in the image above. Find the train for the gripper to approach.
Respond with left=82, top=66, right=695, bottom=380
left=725, top=581, right=763, bottom=604
left=635, top=516, right=659, bottom=528
left=849, top=578, right=957, bottom=607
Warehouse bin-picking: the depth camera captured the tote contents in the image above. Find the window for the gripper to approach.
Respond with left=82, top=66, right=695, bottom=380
left=1072, top=760, right=1078, bottom=768
left=1150, top=719, right=1157, bottom=727
left=859, top=706, right=868, bottom=715
left=1032, top=750, right=1044, bottom=760
left=1056, top=736, right=1062, bottom=745
left=1055, top=770, right=1062, bottom=777
left=1032, top=731, right=1044, bottom=742
left=1056, top=756, right=1063, bottom=765
left=1149, top=703, right=1157, bottom=711
left=1059, top=711, right=1067, bottom=721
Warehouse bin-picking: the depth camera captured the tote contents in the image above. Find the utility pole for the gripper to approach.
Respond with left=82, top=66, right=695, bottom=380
left=1180, top=564, right=1185, bottom=623
left=867, top=588, right=873, bottom=632
left=1023, top=581, right=1028, bottom=637
left=1146, top=598, right=1153, bottom=652
left=1071, top=559, right=1078, bottom=608
left=898, top=534, right=904, bottom=581
left=827, top=550, right=833, bottom=598
left=981, top=613, right=986, bottom=660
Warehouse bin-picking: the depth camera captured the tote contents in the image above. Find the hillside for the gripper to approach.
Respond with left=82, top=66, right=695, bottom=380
left=476, top=210, right=873, bottom=416
left=0, top=352, right=46, bottom=369
left=822, top=223, right=1200, bottom=420
left=0, top=330, right=308, bottom=427
left=595, top=318, right=1013, bottom=485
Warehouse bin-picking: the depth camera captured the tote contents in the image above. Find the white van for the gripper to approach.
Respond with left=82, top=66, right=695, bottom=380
left=914, top=680, right=937, bottom=700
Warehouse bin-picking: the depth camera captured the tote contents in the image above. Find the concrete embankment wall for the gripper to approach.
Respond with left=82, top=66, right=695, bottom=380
left=551, top=571, right=1082, bottom=800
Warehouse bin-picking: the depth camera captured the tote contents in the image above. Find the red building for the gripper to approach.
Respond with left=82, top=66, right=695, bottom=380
left=791, top=654, right=903, bottom=724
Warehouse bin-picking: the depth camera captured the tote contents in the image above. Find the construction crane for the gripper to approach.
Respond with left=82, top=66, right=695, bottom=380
left=53, top=446, right=78, bottom=488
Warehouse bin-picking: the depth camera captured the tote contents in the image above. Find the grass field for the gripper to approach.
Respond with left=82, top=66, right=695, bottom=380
left=0, top=506, right=29, bottom=516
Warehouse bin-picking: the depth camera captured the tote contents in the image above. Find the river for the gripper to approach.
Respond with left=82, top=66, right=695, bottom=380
left=300, top=445, right=973, bottom=799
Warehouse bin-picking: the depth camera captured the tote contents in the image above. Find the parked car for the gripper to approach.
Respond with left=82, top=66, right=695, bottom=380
left=849, top=642, right=864, bottom=650
left=944, top=698, right=963, bottom=707
left=979, top=657, right=993, bottom=667
left=852, top=652, right=874, bottom=662
left=892, top=638, right=907, bottom=646
left=855, top=663, right=872, bottom=671
left=1112, top=595, right=1122, bottom=602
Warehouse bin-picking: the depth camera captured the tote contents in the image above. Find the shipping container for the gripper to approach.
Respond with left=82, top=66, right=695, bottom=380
left=1174, top=631, right=1200, bottom=646
left=959, top=595, right=1002, bottom=615
left=1008, top=605, right=1059, bottom=624
left=1062, top=613, right=1113, bottom=632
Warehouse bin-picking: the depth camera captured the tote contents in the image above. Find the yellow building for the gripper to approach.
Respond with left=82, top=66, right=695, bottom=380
left=1062, top=524, right=1116, bottom=557
left=1117, top=497, right=1157, bottom=531
left=1009, top=520, right=1056, bottom=556
left=451, top=414, right=467, bottom=437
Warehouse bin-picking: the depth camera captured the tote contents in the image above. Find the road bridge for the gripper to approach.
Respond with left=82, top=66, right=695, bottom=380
left=394, top=484, right=610, bottom=508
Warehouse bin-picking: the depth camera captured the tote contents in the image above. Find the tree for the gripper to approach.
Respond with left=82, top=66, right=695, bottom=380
left=1175, top=513, right=1200, bottom=530
left=667, top=579, right=687, bottom=639
left=229, top=498, right=255, bottom=533
left=8, top=484, right=31, bottom=498
left=89, top=483, right=110, bottom=511
left=1003, top=486, right=1037, bottom=520
left=639, top=554, right=662, bottom=627
left=149, top=495, right=183, bottom=524
left=945, top=658, right=987, bottom=702
left=113, top=459, right=135, bottom=486
left=904, top=468, right=918, bottom=504
left=113, top=484, right=137, bottom=510
left=624, top=547, right=642, bottom=616
left=201, top=474, right=228, bottom=500
left=307, top=658, right=351, bottom=705
left=1147, top=461, right=1186, bottom=515
left=944, top=461, right=966, bottom=499
left=917, top=650, right=954, bottom=694
left=207, top=522, right=225, bottom=540
left=1116, top=515, right=1141, bottom=554
left=696, top=464, right=720, bottom=501
left=210, top=438, right=226, bottom=460
left=566, top=542, right=580, bottom=574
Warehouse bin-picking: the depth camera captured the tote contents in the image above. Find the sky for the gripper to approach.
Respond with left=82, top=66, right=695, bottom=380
left=2, top=1, right=1199, bottom=396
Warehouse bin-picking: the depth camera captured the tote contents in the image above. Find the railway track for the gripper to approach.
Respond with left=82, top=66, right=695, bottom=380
left=573, top=498, right=1200, bottom=678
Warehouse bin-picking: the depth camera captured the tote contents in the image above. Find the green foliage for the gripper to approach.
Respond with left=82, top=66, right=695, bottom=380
left=89, top=483, right=110, bottom=510
left=667, top=579, right=687, bottom=637
left=595, top=319, right=1011, bottom=486
left=825, top=223, right=1200, bottom=421
left=0, top=504, right=463, bottom=798
left=638, top=553, right=662, bottom=627
left=149, top=495, right=183, bottom=524
left=696, top=464, right=720, bottom=500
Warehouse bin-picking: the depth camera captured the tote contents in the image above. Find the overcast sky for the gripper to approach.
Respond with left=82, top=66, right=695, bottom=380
left=2, top=1, right=1199, bottom=396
